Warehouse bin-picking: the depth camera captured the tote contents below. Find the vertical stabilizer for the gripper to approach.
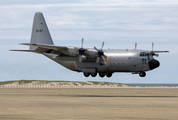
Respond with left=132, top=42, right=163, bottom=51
left=30, top=12, right=54, bottom=50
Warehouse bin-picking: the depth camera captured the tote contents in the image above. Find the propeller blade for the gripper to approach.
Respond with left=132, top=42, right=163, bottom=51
left=155, top=54, right=159, bottom=57
left=94, top=46, right=99, bottom=51
left=101, top=56, right=105, bottom=61
left=150, top=51, right=159, bottom=57
left=94, top=42, right=105, bottom=64
left=103, top=53, right=107, bottom=58
left=81, top=38, right=84, bottom=48
left=152, top=42, right=154, bottom=51
left=79, top=55, right=82, bottom=63
left=135, top=43, right=137, bottom=49
left=96, top=57, right=100, bottom=64
left=101, top=42, right=104, bottom=50
left=151, top=43, right=159, bottom=57
left=79, top=55, right=86, bottom=63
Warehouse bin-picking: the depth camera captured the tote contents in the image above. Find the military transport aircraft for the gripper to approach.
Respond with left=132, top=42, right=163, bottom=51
left=11, top=12, right=169, bottom=78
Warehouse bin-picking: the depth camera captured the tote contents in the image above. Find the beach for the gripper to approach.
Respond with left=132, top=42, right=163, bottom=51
left=0, top=88, right=178, bottom=120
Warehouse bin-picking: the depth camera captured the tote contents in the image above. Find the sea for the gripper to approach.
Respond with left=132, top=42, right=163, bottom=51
left=128, top=84, right=178, bottom=87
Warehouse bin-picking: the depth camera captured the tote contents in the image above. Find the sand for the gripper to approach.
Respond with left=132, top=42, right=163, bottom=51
left=0, top=88, right=178, bottom=120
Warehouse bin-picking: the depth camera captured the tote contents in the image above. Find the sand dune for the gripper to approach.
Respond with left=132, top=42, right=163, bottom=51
left=0, top=80, right=134, bottom=88
left=1, top=80, right=177, bottom=88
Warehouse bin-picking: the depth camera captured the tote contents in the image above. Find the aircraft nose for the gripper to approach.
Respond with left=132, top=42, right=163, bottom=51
left=149, top=59, right=160, bottom=70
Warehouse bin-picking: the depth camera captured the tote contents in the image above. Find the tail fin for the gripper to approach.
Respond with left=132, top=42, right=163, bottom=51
left=30, top=12, right=54, bottom=50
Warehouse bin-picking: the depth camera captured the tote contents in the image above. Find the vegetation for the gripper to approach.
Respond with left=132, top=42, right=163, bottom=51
left=0, top=80, right=134, bottom=87
left=0, top=80, right=17, bottom=85
left=18, top=80, right=36, bottom=84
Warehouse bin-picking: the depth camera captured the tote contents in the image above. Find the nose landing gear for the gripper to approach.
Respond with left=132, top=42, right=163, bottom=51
left=139, top=71, right=146, bottom=77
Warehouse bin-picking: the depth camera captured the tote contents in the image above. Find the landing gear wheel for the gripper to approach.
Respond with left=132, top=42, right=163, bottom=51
left=99, top=73, right=105, bottom=78
left=83, top=73, right=90, bottom=77
left=106, top=73, right=112, bottom=78
left=139, top=71, right=146, bottom=77
left=91, top=73, right=97, bottom=77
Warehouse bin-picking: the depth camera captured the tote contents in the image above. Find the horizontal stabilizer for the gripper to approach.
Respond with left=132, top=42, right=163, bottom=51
left=21, top=43, right=67, bottom=50
left=9, top=50, right=35, bottom=52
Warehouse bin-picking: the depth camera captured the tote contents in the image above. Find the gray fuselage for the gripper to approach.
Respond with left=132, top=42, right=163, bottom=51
left=43, top=48, right=157, bottom=74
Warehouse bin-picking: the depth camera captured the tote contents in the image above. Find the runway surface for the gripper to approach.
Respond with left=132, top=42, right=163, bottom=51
left=0, top=88, right=178, bottom=120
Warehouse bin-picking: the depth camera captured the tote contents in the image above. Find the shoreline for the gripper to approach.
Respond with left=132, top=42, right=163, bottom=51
left=0, top=87, right=178, bottom=119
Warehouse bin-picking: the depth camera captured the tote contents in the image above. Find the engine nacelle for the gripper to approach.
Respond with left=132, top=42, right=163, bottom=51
left=61, top=47, right=79, bottom=56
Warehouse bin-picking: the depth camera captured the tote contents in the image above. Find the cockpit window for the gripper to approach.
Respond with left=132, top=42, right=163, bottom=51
left=140, top=52, right=143, bottom=56
left=140, top=52, right=149, bottom=57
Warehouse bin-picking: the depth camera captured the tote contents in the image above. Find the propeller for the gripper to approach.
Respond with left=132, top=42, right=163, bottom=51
left=78, top=38, right=86, bottom=62
left=94, top=42, right=105, bottom=64
left=151, top=42, right=159, bottom=57
left=135, top=43, right=137, bottom=49
left=152, top=42, right=154, bottom=51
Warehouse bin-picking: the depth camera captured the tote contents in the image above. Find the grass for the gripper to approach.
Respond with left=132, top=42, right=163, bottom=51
left=0, top=81, right=17, bottom=85
left=18, top=80, right=36, bottom=84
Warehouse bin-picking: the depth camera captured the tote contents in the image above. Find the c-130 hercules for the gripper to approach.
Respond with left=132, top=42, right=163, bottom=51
left=11, top=12, right=169, bottom=78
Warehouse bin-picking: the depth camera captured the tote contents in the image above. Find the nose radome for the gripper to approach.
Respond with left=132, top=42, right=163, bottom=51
left=149, top=59, right=160, bottom=70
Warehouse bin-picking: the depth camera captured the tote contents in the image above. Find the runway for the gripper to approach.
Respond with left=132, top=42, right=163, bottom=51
left=0, top=88, right=178, bottom=120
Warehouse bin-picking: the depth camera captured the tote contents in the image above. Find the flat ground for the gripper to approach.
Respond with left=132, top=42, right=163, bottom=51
left=0, top=88, right=178, bottom=120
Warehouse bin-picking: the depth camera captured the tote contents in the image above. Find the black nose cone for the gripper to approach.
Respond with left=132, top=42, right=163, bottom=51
left=149, top=59, right=160, bottom=70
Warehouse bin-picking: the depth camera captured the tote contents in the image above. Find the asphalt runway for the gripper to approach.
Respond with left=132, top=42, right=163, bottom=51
left=0, top=88, right=178, bottom=120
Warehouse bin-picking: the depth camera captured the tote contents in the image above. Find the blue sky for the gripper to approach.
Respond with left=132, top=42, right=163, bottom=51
left=0, top=0, right=177, bottom=83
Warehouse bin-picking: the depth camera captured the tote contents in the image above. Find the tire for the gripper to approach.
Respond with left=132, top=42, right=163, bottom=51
left=106, top=73, right=112, bottom=78
left=91, top=73, right=97, bottom=77
left=99, top=73, right=105, bottom=78
left=139, top=72, right=146, bottom=77
left=83, top=73, right=90, bottom=77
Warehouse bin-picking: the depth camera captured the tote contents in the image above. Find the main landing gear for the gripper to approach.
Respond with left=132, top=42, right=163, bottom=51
left=139, top=71, right=146, bottom=77
left=83, top=72, right=113, bottom=78
left=83, top=73, right=90, bottom=77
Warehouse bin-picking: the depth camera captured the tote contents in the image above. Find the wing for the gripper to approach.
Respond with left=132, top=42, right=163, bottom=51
left=17, top=43, right=98, bottom=58
left=9, top=50, right=35, bottom=52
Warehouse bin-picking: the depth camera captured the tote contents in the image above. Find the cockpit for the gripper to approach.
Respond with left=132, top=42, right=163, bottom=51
left=140, top=52, right=151, bottom=61
left=140, top=52, right=150, bottom=57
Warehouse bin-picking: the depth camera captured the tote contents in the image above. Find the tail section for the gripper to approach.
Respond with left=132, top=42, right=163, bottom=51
left=30, top=12, right=54, bottom=50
